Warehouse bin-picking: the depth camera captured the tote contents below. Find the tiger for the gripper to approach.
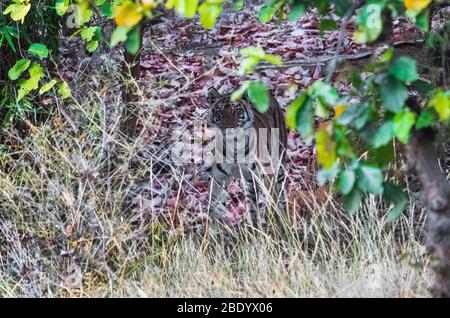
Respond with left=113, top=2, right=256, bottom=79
left=206, top=87, right=288, bottom=227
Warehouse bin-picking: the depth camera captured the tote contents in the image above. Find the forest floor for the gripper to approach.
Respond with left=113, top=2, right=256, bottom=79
left=0, top=6, right=434, bottom=297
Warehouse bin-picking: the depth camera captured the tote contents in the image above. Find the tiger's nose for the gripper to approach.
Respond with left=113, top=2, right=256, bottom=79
left=220, top=110, right=236, bottom=127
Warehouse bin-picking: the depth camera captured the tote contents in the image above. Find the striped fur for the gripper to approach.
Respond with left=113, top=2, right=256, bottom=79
left=207, top=87, right=287, bottom=227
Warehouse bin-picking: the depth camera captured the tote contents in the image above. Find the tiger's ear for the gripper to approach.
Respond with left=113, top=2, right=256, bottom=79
left=207, top=87, right=221, bottom=105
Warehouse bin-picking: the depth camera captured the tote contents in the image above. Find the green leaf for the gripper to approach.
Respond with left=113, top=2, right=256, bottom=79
left=334, top=125, right=353, bottom=157
left=100, top=2, right=113, bottom=17
left=240, top=46, right=265, bottom=58
left=238, top=56, right=259, bottom=75
left=316, top=126, right=337, bottom=169
left=337, top=102, right=370, bottom=130
left=415, top=8, right=429, bottom=32
left=230, top=81, right=250, bottom=101
left=125, top=26, right=141, bottom=55
left=379, top=48, right=394, bottom=63
left=198, top=3, right=222, bottom=29
left=286, top=92, right=314, bottom=143
left=111, top=26, right=129, bottom=47
left=343, top=188, right=363, bottom=214
left=58, top=81, right=71, bottom=99
left=174, top=0, right=198, bottom=18
left=319, top=19, right=338, bottom=35
left=357, top=163, right=384, bottom=195
left=353, top=2, right=384, bottom=43
left=262, top=54, right=283, bottom=66
left=258, top=5, right=277, bottom=24
left=234, top=0, right=244, bottom=11
left=416, top=109, right=436, bottom=129
left=379, top=75, right=408, bottom=113
left=331, top=0, right=354, bottom=16
left=86, top=40, right=99, bottom=52
left=338, top=169, right=356, bottom=195
left=369, top=142, right=394, bottom=167
left=247, top=81, right=269, bottom=113
left=371, top=120, right=394, bottom=148
left=412, top=79, right=433, bottom=96
left=288, top=3, right=305, bottom=21
left=8, top=59, right=31, bottom=80
left=4, top=32, right=17, bottom=53
left=389, top=57, right=419, bottom=84
left=80, top=27, right=97, bottom=42
left=429, top=91, right=450, bottom=122
left=75, top=2, right=94, bottom=26
left=17, top=63, right=44, bottom=101
left=310, top=81, right=339, bottom=107
left=28, top=43, right=49, bottom=59
left=55, top=0, right=70, bottom=16
left=393, top=109, right=416, bottom=143
left=39, top=79, right=57, bottom=95
left=384, top=183, right=407, bottom=221
left=317, top=164, right=340, bottom=186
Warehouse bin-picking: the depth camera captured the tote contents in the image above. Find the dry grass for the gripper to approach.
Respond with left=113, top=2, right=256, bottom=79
left=0, top=59, right=432, bottom=298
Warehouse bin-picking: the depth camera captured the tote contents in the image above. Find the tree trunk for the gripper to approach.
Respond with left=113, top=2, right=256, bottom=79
left=407, top=127, right=450, bottom=297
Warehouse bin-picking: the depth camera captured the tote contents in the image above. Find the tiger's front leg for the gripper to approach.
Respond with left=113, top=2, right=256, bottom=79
left=244, top=178, right=260, bottom=228
left=209, top=164, right=231, bottom=221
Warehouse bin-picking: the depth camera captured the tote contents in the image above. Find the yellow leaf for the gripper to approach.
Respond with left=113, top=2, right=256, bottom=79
left=166, top=0, right=175, bottom=9
left=334, top=104, right=346, bottom=118
left=316, top=123, right=337, bottom=169
left=141, top=0, right=157, bottom=11
left=76, top=0, right=93, bottom=25
left=3, top=3, right=31, bottom=23
left=404, top=0, right=431, bottom=11
left=114, top=1, right=143, bottom=28
left=430, top=91, right=450, bottom=121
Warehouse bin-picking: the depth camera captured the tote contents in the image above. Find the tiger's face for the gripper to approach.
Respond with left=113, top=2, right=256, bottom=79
left=207, top=88, right=254, bottom=130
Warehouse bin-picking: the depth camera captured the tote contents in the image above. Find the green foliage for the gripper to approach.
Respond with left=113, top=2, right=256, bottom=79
left=353, top=2, right=384, bottom=44
left=319, top=19, right=338, bottom=35
left=39, top=79, right=57, bottom=95
left=393, top=109, right=416, bottom=143
left=234, top=0, right=244, bottom=11
left=111, top=26, right=130, bottom=47
left=198, top=1, right=223, bottom=29
left=384, top=183, right=408, bottom=221
left=55, top=0, right=70, bottom=16
left=259, top=4, right=279, bottom=24
left=230, top=47, right=282, bottom=111
left=389, top=57, right=419, bottom=84
left=338, top=168, right=356, bottom=195
left=247, top=81, right=270, bottom=112
left=371, top=121, right=394, bottom=148
left=8, top=59, right=31, bottom=81
left=125, top=26, right=142, bottom=55
left=378, top=75, right=408, bottom=113
left=429, top=91, right=450, bottom=122
left=357, top=163, right=384, bottom=195
left=288, top=2, right=305, bottom=21
left=286, top=92, right=314, bottom=143
left=28, top=43, right=49, bottom=59
left=57, top=81, right=71, bottom=99
left=267, top=0, right=438, bottom=219
left=172, top=0, right=199, bottom=18
left=238, top=46, right=282, bottom=75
